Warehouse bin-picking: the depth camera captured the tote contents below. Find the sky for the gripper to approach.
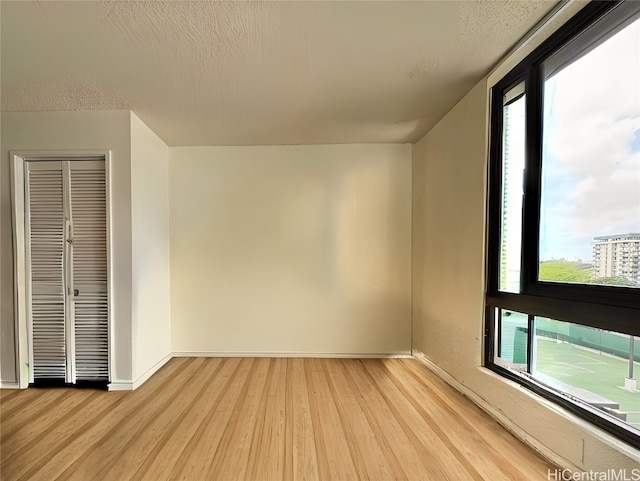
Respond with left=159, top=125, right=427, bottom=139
left=538, top=17, right=640, bottom=262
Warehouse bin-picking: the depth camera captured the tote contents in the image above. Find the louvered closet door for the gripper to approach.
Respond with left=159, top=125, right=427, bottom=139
left=69, top=161, right=108, bottom=381
left=26, top=162, right=67, bottom=381
left=26, top=159, right=108, bottom=384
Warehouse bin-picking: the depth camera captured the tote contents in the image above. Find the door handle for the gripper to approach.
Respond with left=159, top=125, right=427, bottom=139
left=74, top=289, right=79, bottom=297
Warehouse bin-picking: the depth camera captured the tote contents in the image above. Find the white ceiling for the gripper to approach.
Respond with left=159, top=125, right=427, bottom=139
left=1, top=1, right=558, bottom=146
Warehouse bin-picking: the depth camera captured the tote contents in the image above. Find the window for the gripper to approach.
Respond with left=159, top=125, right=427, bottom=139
left=486, top=0, right=640, bottom=447
left=499, top=83, right=526, bottom=294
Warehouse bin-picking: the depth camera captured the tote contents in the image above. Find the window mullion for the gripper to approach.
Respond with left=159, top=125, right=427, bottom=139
left=526, top=314, right=534, bottom=374
left=521, top=65, right=543, bottom=294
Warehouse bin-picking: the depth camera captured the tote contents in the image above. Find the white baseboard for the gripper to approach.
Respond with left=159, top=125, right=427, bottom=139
left=108, top=352, right=410, bottom=390
left=133, top=353, right=173, bottom=390
left=172, top=351, right=412, bottom=358
left=108, top=381, right=134, bottom=391
left=108, top=353, right=173, bottom=391
left=0, top=382, right=21, bottom=389
left=411, top=351, right=578, bottom=471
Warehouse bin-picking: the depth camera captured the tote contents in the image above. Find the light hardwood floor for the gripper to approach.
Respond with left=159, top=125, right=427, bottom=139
left=1, top=358, right=554, bottom=480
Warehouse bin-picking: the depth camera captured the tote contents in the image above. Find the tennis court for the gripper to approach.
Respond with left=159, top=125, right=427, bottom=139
left=498, top=312, right=640, bottom=431
left=535, top=337, right=640, bottom=429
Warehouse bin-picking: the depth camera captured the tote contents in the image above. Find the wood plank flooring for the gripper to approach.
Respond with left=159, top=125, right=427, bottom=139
left=1, top=358, right=554, bottom=480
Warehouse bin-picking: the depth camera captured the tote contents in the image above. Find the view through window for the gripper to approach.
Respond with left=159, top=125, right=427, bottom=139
left=538, top=16, right=640, bottom=287
left=495, top=308, right=639, bottom=434
left=499, top=86, right=525, bottom=294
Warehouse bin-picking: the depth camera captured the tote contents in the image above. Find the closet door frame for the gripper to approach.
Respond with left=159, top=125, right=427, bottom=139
left=11, top=151, right=113, bottom=389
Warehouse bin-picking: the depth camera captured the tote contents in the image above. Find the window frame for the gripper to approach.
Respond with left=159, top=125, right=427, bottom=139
left=485, top=0, right=640, bottom=448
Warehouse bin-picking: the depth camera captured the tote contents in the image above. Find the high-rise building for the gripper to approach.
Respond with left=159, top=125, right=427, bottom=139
left=592, top=233, right=640, bottom=282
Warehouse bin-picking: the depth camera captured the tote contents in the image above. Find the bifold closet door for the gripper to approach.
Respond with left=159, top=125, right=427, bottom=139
left=26, top=162, right=67, bottom=381
left=69, top=161, right=108, bottom=381
left=26, top=159, right=108, bottom=384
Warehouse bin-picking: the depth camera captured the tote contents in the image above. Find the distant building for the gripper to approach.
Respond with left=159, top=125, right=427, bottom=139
left=592, top=233, right=640, bottom=282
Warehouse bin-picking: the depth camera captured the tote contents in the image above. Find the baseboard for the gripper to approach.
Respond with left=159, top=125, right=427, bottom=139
left=108, top=381, right=134, bottom=391
left=172, top=351, right=412, bottom=358
left=107, top=351, right=411, bottom=390
left=411, top=351, right=578, bottom=471
left=0, top=381, right=21, bottom=389
left=108, top=353, right=173, bottom=391
left=133, top=353, right=173, bottom=390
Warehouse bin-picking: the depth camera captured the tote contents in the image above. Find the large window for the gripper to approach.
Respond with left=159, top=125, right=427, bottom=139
left=486, top=0, right=640, bottom=447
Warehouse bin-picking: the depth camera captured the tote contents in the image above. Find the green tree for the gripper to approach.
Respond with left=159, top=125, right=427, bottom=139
left=589, top=276, right=638, bottom=287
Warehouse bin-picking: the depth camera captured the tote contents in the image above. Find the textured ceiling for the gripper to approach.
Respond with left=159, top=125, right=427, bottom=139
left=1, top=1, right=558, bottom=146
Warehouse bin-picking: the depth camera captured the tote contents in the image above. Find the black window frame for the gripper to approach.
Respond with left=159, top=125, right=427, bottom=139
left=485, top=0, right=640, bottom=448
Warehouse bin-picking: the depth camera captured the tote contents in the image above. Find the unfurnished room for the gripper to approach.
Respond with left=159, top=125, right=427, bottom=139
left=1, top=1, right=639, bottom=480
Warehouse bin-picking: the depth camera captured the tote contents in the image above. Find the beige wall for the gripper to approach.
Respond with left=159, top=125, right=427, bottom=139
left=0, top=6, right=5, bottom=383
left=411, top=81, right=486, bottom=377
left=411, top=80, right=639, bottom=471
left=130, top=112, right=171, bottom=382
left=1, top=111, right=133, bottom=384
left=170, top=144, right=411, bottom=355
